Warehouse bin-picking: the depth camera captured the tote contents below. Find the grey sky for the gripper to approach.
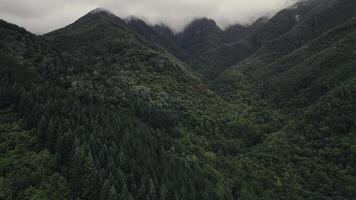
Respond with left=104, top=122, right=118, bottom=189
left=0, top=0, right=298, bottom=34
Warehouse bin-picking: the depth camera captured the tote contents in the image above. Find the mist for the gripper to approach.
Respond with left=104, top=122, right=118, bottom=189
left=0, top=0, right=300, bottom=34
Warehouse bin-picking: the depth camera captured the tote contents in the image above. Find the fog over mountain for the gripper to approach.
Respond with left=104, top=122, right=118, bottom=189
left=0, top=0, right=300, bottom=33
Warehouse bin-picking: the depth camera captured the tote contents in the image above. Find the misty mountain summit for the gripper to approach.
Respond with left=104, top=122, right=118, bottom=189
left=88, top=7, right=115, bottom=15
left=0, top=0, right=356, bottom=199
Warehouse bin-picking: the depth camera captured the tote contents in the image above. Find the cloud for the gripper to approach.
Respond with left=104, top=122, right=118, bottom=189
left=0, top=0, right=299, bottom=34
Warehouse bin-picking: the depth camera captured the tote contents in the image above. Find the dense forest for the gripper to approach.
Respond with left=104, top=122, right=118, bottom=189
left=0, top=0, right=355, bottom=199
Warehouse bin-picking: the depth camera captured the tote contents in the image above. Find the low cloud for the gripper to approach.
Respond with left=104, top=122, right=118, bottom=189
left=0, top=0, right=299, bottom=34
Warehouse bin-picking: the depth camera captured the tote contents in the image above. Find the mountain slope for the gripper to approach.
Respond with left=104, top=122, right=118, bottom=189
left=190, top=0, right=323, bottom=80
left=0, top=10, right=281, bottom=200
left=223, top=24, right=248, bottom=43
left=125, top=17, right=187, bottom=60
left=1, top=16, right=215, bottom=200
left=229, top=80, right=356, bottom=199
left=210, top=2, right=356, bottom=198
left=1, top=1, right=356, bottom=199
left=215, top=0, right=356, bottom=110
left=122, top=16, right=251, bottom=66
left=175, top=18, right=227, bottom=60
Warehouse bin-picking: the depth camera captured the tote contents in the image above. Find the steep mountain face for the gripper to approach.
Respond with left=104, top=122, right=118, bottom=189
left=189, top=0, right=323, bottom=80
left=1, top=0, right=356, bottom=199
left=123, top=17, right=250, bottom=65
left=175, top=18, right=226, bottom=60
left=223, top=24, right=248, bottom=43
left=125, top=17, right=187, bottom=59
left=210, top=1, right=356, bottom=199
left=215, top=0, right=356, bottom=109
left=241, top=0, right=356, bottom=66
left=152, top=23, right=175, bottom=39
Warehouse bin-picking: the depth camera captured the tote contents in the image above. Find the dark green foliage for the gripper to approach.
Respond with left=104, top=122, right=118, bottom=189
left=0, top=108, right=71, bottom=200
left=126, top=18, right=188, bottom=60
left=189, top=41, right=256, bottom=80
left=175, top=18, right=226, bottom=60
left=187, top=0, right=315, bottom=80
left=230, top=80, right=356, bottom=199
left=1, top=14, right=250, bottom=199
left=0, top=0, right=355, bottom=199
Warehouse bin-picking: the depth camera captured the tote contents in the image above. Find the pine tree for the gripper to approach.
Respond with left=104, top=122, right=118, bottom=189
left=160, top=184, right=168, bottom=200
left=100, top=179, right=111, bottom=200
left=68, top=146, right=98, bottom=199
left=108, top=186, right=118, bottom=200
left=119, top=183, right=131, bottom=200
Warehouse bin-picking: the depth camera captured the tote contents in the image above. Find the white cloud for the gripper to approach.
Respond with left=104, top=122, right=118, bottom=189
left=0, top=0, right=299, bottom=34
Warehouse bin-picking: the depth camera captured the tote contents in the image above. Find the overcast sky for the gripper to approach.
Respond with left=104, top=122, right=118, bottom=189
left=0, top=0, right=299, bottom=34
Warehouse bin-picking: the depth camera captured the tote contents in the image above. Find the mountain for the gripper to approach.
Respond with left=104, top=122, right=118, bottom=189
left=214, top=0, right=356, bottom=108
left=223, top=24, right=248, bottom=43
left=124, top=17, right=187, bottom=59
left=1, top=0, right=356, bottom=199
left=189, top=0, right=322, bottom=80
left=175, top=18, right=226, bottom=60
left=0, top=9, right=280, bottom=200
left=122, top=16, right=251, bottom=64
left=209, top=1, right=356, bottom=198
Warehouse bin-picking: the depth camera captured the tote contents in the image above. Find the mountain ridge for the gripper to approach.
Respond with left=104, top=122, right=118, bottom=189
left=1, top=0, right=355, bottom=199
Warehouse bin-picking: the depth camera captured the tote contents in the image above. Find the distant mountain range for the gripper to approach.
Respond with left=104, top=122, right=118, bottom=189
left=1, top=0, right=355, bottom=199
left=125, top=14, right=251, bottom=61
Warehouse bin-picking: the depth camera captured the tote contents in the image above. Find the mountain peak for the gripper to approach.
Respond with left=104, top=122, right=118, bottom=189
left=124, top=16, right=142, bottom=22
left=45, top=7, right=126, bottom=36
left=181, top=17, right=221, bottom=34
left=88, top=7, right=114, bottom=15
left=188, top=18, right=217, bottom=27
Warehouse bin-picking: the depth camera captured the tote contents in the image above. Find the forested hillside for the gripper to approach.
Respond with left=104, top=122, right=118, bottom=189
left=0, top=11, right=281, bottom=200
left=213, top=0, right=356, bottom=110
left=0, top=0, right=355, bottom=199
